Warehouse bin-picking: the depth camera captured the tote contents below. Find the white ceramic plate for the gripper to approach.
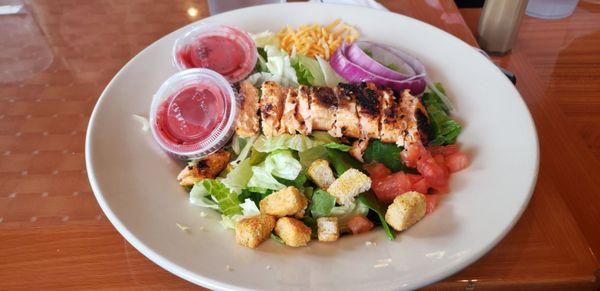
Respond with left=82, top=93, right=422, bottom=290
left=86, top=3, right=539, bottom=290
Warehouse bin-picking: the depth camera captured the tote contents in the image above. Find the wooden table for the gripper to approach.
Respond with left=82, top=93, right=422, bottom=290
left=1, top=0, right=598, bottom=289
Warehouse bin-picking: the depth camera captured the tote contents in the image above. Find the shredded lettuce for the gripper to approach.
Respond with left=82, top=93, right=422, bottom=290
left=330, top=202, right=369, bottom=232
left=299, top=145, right=327, bottom=168
left=220, top=214, right=241, bottom=229
left=291, top=54, right=326, bottom=86
left=247, top=45, right=298, bottom=87
left=316, top=55, right=345, bottom=87
left=423, top=83, right=462, bottom=145
left=310, top=189, right=336, bottom=218
left=247, top=164, right=286, bottom=191
left=247, top=150, right=302, bottom=191
left=230, top=136, right=256, bottom=167
left=202, top=180, right=243, bottom=217
left=264, top=150, right=302, bottom=180
left=251, top=31, right=279, bottom=48
left=132, top=114, right=149, bottom=132
left=222, top=159, right=253, bottom=194
left=189, top=181, right=219, bottom=210
left=254, top=134, right=322, bottom=153
left=240, top=198, right=260, bottom=217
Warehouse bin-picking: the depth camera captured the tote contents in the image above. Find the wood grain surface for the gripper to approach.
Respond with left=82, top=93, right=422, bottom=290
left=0, top=0, right=599, bottom=290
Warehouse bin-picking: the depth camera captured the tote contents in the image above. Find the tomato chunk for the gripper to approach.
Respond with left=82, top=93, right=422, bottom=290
left=417, top=157, right=449, bottom=190
left=364, top=162, right=392, bottom=180
left=347, top=215, right=375, bottom=235
left=445, top=151, right=469, bottom=173
left=372, top=171, right=412, bottom=204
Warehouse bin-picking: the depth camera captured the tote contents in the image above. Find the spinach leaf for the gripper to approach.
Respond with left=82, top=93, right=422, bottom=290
left=357, top=192, right=395, bottom=240
left=362, top=140, right=409, bottom=172
left=310, top=189, right=336, bottom=218
left=324, top=142, right=351, bottom=152
left=423, top=83, right=462, bottom=146
left=326, top=148, right=362, bottom=176
left=270, top=233, right=284, bottom=244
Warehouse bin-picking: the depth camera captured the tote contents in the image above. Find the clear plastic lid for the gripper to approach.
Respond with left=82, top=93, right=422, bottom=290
left=172, top=23, right=257, bottom=83
left=149, top=68, right=236, bottom=160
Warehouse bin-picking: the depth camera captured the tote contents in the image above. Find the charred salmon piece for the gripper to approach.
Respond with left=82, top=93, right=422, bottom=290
left=280, top=88, right=302, bottom=135
left=296, top=85, right=312, bottom=135
left=310, top=86, right=338, bottom=131
left=331, top=83, right=361, bottom=138
left=379, top=87, right=404, bottom=144
left=398, top=89, right=422, bottom=146
left=177, top=150, right=231, bottom=187
left=260, top=81, right=286, bottom=137
left=356, top=82, right=382, bottom=139
left=235, top=81, right=260, bottom=137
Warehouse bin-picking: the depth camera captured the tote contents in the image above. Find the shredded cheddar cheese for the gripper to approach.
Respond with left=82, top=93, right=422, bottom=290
left=277, top=19, right=359, bottom=60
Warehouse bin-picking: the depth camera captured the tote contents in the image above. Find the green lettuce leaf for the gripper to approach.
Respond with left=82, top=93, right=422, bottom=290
left=202, top=179, right=243, bottom=217
left=423, top=83, right=462, bottom=146
left=299, top=145, right=328, bottom=168
left=247, top=165, right=286, bottom=191
left=189, top=181, right=219, bottom=210
left=239, top=198, right=260, bottom=216
left=326, top=148, right=362, bottom=176
left=324, top=142, right=351, bottom=152
left=316, top=55, right=345, bottom=87
left=222, top=159, right=253, bottom=194
left=247, top=150, right=302, bottom=191
left=363, top=140, right=410, bottom=172
left=291, top=54, right=326, bottom=86
left=330, top=202, right=369, bottom=232
left=357, top=192, right=395, bottom=240
left=310, top=189, right=336, bottom=218
left=254, top=134, right=322, bottom=153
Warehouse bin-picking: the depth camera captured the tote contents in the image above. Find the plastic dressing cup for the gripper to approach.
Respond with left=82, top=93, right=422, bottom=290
left=149, top=69, right=236, bottom=159
left=172, top=23, right=257, bottom=83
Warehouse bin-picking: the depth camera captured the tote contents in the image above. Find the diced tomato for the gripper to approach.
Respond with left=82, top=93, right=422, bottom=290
left=417, top=157, right=449, bottom=190
left=401, top=143, right=425, bottom=168
left=445, top=151, right=469, bottom=173
left=372, top=171, right=412, bottom=204
left=347, top=215, right=375, bottom=235
left=428, top=144, right=459, bottom=156
left=433, top=154, right=445, bottom=164
left=412, top=178, right=430, bottom=194
left=364, top=162, right=392, bottom=180
left=425, top=195, right=438, bottom=214
left=406, top=174, right=422, bottom=184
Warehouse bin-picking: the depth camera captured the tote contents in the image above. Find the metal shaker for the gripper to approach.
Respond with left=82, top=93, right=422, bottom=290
left=477, top=0, right=529, bottom=54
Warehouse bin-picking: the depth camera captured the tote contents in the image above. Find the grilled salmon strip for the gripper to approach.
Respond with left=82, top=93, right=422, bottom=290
left=398, top=89, right=423, bottom=146
left=379, top=87, right=404, bottom=144
left=260, top=81, right=286, bottom=137
left=235, top=81, right=260, bottom=137
left=310, top=86, right=338, bottom=131
left=280, top=88, right=302, bottom=135
left=296, top=85, right=312, bottom=135
left=356, top=82, right=382, bottom=139
left=331, top=83, right=361, bottom=138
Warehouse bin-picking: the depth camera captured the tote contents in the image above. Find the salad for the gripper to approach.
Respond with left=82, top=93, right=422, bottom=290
left=152, top=20, right=469, bottom=248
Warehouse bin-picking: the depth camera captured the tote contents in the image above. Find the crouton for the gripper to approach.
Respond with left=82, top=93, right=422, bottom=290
left=307, top=159, right=336, bottom=189
left=259, top=186, right=308, bottom=218
left=235, top=214, right=276, bottom=248
left=385, top=191, right=426, bottom=232
left=327, top=168, right=371, bottom=205
left=177, top=150, right=231, bottom=187
left=317, top=217, right=339, bottom=242
left=274, top=217, right=312, bottom=247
